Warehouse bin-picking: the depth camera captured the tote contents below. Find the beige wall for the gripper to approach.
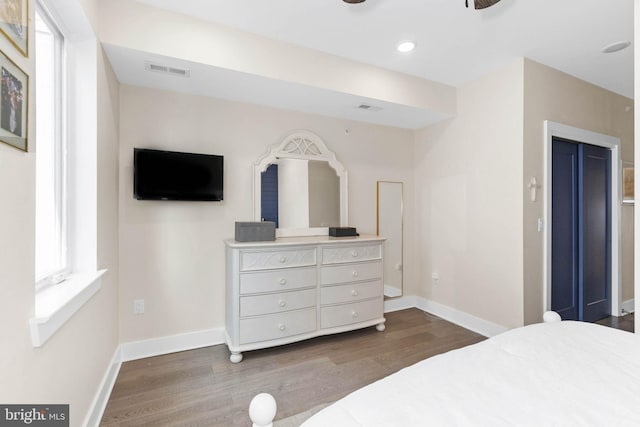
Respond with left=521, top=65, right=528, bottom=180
left=118, top=85, right=416, bottom=342
left=414, top=59, right=525, bottom=329
left=0, top=1, right=120, bottom=426
left=523, top=59, right=634, bottom=325
left=412, top=58, right=632, bottom=330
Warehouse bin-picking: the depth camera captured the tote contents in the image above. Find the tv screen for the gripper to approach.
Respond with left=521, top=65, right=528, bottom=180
left=133, top=148, right=223, bottom=201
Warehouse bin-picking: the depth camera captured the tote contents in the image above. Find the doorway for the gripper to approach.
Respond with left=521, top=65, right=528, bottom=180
left=551, top=137, right=611, bottom=321
left=543, top=121, right=622, bottom=318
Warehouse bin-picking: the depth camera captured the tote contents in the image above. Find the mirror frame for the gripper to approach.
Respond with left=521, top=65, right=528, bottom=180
left=254, top=130, right=348, bottom=237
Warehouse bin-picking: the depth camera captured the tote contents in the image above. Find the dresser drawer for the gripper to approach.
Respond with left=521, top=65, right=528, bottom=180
left=240, top=248, right=316, bottom=271
left=321, top=243, right=382, bottom=265
left=320, top=298, right=383, bottom=329
left=241, top=288, right=316, bottom=317
left=321, top=280, right=382, bottom=305
left=239, top=308, right=316, bottom=344
left=240, top=266, right=316, bottom=294
left=320, top=260, right=382, bottom=285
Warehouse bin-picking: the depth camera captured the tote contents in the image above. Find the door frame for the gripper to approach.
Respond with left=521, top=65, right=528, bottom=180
left=543, top=121, right=622, bottom=317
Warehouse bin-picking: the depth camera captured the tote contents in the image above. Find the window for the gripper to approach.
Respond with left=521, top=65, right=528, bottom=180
left=35, top=5, right=66, bottom=288
left=30, top=0, right=103, bottom=348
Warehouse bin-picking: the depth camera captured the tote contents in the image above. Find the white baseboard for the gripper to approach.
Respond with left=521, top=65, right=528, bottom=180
left=83, top=346, right=122, bottom=427
left=414, top=297, right=508, bottom=337
left=622, top=299, right=635, bottom=314
left=120, top=327, right=226, bottom=362
left=384, top=295, right=509, bottom=337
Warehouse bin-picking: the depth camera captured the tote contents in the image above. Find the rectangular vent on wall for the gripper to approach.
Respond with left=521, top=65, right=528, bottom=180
left=168, top=67, right=189, bottom=77
left=145, top=62, right=191, bottom=78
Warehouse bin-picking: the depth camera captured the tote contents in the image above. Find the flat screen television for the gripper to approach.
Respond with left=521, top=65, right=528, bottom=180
left=133, top=148, right=223, bottom=201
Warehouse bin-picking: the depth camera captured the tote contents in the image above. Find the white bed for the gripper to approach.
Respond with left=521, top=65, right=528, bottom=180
left=249, top=313, right=640, bottom=426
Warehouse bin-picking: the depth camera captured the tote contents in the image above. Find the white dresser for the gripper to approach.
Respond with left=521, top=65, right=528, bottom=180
left=225, top=235, right=386, bottom=362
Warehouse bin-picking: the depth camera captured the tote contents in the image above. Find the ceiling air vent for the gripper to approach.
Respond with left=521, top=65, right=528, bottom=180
left=145, top=62, right=191, bottom=78
left=357, top=104, right=382, bottom=112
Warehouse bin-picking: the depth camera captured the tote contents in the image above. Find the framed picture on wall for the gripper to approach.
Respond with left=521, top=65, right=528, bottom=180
left=622, top=162, right=634, bottom=204
left=0, top=48, right=27, bottom=151
left=0, top=0, right=27, bottom=57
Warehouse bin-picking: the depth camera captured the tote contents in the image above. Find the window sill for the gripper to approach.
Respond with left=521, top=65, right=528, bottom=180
left=29, top=269, right=107, bottom=347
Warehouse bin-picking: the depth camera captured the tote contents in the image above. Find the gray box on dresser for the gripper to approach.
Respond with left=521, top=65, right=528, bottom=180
left=234, top=221, right=276, bottom=242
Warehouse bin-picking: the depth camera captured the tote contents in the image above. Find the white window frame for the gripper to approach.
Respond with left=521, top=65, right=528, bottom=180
left=30, top=0, right=105, bottom=348
left=35, top=2, right=68, bottom=291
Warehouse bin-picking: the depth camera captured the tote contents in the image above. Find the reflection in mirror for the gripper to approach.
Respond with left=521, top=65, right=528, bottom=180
left=377, top=181, right=403, bottom=297
left=308, top=160, right=340, bottom=227
left=261, top=160, right=340, bottom=228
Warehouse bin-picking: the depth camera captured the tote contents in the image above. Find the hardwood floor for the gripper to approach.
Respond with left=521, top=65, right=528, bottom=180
left=100, top=309, right=484, bottom=426
left=596, top=312, right=635, bottom=333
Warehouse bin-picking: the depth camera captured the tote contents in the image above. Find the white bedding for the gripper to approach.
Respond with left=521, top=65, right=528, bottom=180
left=301, top=321, right=640, bottom=426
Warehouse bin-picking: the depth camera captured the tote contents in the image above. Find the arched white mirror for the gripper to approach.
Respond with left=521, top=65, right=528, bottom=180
left=377, top=181, right=403, bottom=297
left=254, top=131, right=348, bottom=237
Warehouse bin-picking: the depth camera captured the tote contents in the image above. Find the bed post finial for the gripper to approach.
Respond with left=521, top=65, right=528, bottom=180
left=249, top=393, right=277, bottom=427
left=543, top=311, right=562, bottom=323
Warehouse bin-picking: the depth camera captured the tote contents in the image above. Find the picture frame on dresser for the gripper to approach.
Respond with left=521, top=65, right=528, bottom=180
left=0, top=47, right=27, bottom=151
left=0, top=0, right=28, bottom=57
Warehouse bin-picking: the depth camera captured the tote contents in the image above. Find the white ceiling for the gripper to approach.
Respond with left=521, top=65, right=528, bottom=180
left=110, top=0, right=634, bottom=129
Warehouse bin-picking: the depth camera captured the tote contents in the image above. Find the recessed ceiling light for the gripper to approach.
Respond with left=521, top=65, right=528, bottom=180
left=397, top=41, right=416, bottom=53
left=601, top=41, right=631, bottom=54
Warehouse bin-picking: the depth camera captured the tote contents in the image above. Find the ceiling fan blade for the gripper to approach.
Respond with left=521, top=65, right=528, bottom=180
left=474, top=0, right=501, bottom=9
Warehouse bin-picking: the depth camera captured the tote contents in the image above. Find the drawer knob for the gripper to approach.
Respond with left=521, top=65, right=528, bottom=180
left=352, top=250, right=359, bottom=257
left=279, top=300, right=287, bottom=307
left=352, top=311, right=359, bottom=318
left=279, top=324, right=286, bottom=331
left=279, top=278, right=287, bottom=285
left=279, top=256, right=287, bottom=263
left=352, top=271, right=359, bottom=277
left=351, top=290, right=359, bottom=297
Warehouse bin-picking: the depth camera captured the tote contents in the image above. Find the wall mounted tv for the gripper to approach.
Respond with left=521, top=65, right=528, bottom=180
left=133, top=148, right=223, bottom=201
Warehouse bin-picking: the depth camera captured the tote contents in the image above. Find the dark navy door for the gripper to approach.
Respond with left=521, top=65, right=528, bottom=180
left=551, top=140, right=579, bottom=320
left=261, top=164, right=279, bottom=227
left=551, top=138, right=611, bottom=322
left=579, top=144, right=611, bottom=322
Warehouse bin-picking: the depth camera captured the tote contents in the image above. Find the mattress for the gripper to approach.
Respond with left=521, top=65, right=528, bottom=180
left=301, top=320, right=640, bottom=426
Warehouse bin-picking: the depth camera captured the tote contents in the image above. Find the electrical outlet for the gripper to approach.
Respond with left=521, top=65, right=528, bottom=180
left=134, top=299, right=145, bottom=315
left=431, top=272, right=440, bottom=285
